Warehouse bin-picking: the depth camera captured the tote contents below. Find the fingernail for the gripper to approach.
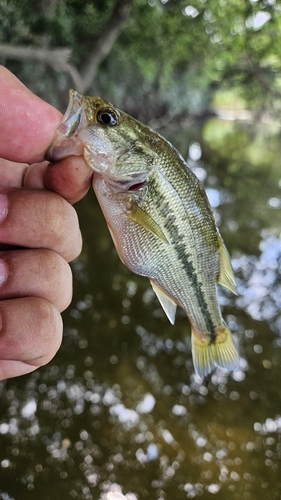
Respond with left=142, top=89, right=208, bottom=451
left=0, top=194, right=8, bottom=223
left=0, top=259, right=8, bottom=286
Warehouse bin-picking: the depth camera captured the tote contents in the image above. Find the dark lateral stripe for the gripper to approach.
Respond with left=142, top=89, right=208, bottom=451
left=149, top=178, right=216, bottom=340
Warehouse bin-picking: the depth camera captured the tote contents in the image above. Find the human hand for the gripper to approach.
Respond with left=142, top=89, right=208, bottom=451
left=0, top=66, right=93, bottom=380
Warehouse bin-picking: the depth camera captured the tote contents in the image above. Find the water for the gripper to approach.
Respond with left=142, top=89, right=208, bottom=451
left=1, top=118, right=281, bottom=500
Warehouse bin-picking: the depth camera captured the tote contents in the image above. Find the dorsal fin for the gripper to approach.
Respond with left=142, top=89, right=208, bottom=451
left=150, top=279, right=177, bottom=324
left=217, top=235, right=237, bottom=295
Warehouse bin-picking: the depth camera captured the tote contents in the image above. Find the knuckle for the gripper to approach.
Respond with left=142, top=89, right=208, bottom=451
left=38, top=249, right=73, bottom=311
left=41, top=193, right=82, bottom=261
left=7, top=189, right=82, bottom=262
left=27, top=297, right=63, bottom=365
left=0, top=297, right=63, bottom=367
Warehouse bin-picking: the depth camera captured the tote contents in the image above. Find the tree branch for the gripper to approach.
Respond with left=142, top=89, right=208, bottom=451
left=0, top=0, right=133, bottom=94
left=0, top=44, right=72, bottom=71
left=79, top=0, right=133, bottom=93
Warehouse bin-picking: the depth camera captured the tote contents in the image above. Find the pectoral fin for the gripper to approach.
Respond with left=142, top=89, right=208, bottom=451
left=150, top=279, right=177, bottom=324
left=217, top=236, right=237, bottom=295
left=127, top=203, right=169, bottom=244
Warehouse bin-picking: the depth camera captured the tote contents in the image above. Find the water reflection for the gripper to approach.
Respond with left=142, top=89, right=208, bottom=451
left=1, top=119, right=281, bottom=499
left=234, top=235, right=281, bottom=333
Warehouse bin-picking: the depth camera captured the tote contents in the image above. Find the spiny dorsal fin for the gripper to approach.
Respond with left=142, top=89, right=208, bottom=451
left=150, top=279, right=177, bottom=324
left=217, top=235, right=237, bottom=295
left=191, top=322, right=239, bottom=378
left=127, top=203, right=169, bottom=244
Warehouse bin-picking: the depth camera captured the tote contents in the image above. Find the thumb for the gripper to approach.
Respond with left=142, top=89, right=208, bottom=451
left=0, top=66, right=62, bottom=164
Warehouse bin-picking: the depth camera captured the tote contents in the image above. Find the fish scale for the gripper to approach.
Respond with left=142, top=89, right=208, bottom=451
left=138, top=169, right=220, bottom=335
left=47, top=89, right=240, bottom=378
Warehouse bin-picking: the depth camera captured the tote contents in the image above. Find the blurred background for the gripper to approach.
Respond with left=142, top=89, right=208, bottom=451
left=1, top=1, right=281, bottom=499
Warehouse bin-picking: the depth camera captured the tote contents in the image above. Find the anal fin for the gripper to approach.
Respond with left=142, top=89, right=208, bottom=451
left=150, top=279, right=177, bottom=324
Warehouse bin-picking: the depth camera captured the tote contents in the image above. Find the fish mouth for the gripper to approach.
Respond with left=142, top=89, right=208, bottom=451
left=104, top=173, right=148, bottom=193
left=45, top=135, right=84, bottom=162
left=45, top=90, right=87, bottom=162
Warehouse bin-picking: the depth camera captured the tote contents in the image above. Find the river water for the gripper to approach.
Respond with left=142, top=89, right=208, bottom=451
left=0, top=117, right=281, bottom=500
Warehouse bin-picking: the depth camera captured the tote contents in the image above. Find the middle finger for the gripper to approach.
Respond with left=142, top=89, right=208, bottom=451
left=0, top=249, right=73, bottom=312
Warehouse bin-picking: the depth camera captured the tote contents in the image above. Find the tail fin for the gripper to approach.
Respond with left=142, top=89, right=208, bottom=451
left=191, top=323, right=239, bottom=378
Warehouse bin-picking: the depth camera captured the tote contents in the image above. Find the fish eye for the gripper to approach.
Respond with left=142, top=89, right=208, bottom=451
left=97, top=109, right=118, bottom=126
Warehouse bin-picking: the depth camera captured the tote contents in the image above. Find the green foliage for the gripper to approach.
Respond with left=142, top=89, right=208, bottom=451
left=0, top=0, right=281, bottom=118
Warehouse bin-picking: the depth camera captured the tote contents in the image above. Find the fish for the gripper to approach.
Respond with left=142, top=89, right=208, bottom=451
left=47, top=89, right=239, bottom=377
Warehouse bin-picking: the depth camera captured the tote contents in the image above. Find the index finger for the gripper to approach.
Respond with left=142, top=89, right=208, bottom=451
left=0, top=66, right=62, bottom=164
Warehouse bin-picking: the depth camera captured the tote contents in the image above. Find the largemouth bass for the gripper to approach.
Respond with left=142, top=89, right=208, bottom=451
left=47, top=90, right=239, bottom=377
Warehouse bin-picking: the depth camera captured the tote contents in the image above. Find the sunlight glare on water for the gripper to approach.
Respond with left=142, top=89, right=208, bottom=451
left=1, top=118, right=281, bottom=500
